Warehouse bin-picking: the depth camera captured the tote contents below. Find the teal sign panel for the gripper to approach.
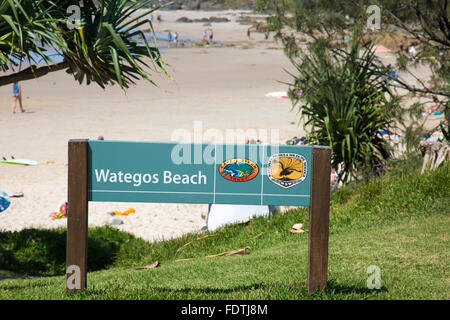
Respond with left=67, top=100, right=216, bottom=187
left=88, top=140, right=312, bottom=206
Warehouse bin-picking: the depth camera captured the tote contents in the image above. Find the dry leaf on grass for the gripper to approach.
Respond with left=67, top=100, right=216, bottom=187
left=175, top=258, right=193, bottom=262
left=124, top=261, right=160, bottom=270
left=251, top=232, right=264, bottom=240
left=288, top=222, right=308, bottom=233
left=176, top=234, right=215, bottom=252
left=292, top=223, right=303, bottom=230
left=238, top=216, right=250, bottom=224
left=288, top=228, right=307, bottom=233
left=206, top=246, right=250, bottom=258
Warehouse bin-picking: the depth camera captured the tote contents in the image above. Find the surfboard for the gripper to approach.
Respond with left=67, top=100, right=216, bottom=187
left=1, top=158, right=38, bottom=166
left=0, top=190, right=11, bottom=213
left=266, top=91, right=288, bottom=99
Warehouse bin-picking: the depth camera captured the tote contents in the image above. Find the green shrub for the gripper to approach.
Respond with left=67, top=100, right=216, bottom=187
left=287, top=35, right=401, bottom=182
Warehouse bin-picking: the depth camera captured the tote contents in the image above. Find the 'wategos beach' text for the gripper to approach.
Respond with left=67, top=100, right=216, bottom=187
left=94, top=169, right=207, bottom=187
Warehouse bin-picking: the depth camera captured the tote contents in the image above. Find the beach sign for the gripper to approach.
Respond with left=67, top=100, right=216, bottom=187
left=87, top=140, right=312, bottom=206
left=66, top=140, right=331, bottom=294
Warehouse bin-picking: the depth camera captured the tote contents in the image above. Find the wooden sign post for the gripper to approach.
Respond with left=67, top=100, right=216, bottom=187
left=66, top=140, right=331, bottom=293
left=66, top=139, right=88, bottom=291
left=308, top=146, right=331, bottom=294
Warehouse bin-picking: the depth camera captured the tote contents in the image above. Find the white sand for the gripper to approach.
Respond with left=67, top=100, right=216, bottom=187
left=0, top=10, right=302, bottom=242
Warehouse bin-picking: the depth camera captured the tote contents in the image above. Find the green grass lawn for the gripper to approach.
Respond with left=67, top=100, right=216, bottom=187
left=0, top=162, right=448, bottom=300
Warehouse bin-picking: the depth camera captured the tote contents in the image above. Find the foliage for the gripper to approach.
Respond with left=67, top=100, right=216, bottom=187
left=0, top=0, right=167, bottom=88
left=0, top=226, right=141, bottom=277
left=285, top=32, right=401, bottom=182
left=257, top=0, right=449, bottom=144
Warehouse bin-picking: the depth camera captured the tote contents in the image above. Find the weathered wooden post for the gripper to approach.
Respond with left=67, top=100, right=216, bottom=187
left=307, top=146, right=331, bottom=294
left=66, top=139, right=89, bottom=291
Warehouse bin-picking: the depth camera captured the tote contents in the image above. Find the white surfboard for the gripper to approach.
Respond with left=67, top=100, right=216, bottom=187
left=0, top=158, right=38, bottom=166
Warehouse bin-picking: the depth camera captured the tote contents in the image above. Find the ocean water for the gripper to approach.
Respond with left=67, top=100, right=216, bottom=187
left=135, top=30, right=221, bottom=47
left=8, top=30, right=219, bottom=66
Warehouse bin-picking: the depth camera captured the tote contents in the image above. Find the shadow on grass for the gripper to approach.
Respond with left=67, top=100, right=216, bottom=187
left=315, top=280, right=388, bottom=297
left=0, top=226, right=135, bottom=277
left=0, top=280, right=55, bottom=291
left=70, top=282, right=276, bottom=298
left=71, top=281, right=388, bottom=299
left=148, top=282, right=271, bottom=295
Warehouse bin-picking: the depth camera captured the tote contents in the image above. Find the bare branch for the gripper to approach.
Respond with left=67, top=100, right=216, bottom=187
left=0, top=61, right=69, bottom=86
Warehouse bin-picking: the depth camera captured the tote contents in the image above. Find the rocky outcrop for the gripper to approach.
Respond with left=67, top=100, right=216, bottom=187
left=176, top=16, right=230, bottom=23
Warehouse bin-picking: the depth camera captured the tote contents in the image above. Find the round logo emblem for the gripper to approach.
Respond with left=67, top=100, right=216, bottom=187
left=218, top=158, right=259, bottom=182
left=267, top=153, right=307, bottom=188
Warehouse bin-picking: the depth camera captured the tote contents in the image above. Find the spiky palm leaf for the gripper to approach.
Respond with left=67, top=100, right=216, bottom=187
left=0, top=0, right=167, bottom=88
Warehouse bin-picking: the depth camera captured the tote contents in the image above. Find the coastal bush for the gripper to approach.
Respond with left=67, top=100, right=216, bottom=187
left=0, top=226, right=143, bottom=277
left=286, top=35, right=401, bottom=182
left=259, top=0, right=450, bottom=168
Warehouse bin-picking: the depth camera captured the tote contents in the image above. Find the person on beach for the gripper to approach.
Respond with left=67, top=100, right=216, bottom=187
left=209, top=30, right=214, bottom=44
left=408, top=43, right=417, bottom=57
left=167, top=31, right=172, bottom=48
left=12, top=82, right=25, bottom=113
left=203, top=30, right=207, bottom=42
left=173, top=32, right=179, bottom=47
left=426, top=96, right=442, bottom=115
left=247, top=28, right=251, bottom=39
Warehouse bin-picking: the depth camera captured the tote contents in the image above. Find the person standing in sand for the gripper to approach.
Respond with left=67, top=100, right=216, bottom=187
left=167, top=31, right=172, bottom=48
left=209, top=30, right=214, bottom=44
left=12, top=82, right=25, bottom=113
left=173, top=32, right=179, bottom=47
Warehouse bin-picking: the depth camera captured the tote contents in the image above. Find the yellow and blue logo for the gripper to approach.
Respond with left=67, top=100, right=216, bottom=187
left=267, top=153, right=307, bottom=188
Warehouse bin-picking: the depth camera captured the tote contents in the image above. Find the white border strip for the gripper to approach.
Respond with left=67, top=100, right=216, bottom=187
left=88, top=189, right=310, bottom=197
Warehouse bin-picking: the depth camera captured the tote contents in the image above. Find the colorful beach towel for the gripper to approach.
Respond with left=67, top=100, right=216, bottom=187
left=0, top=190, right=11, bottom=213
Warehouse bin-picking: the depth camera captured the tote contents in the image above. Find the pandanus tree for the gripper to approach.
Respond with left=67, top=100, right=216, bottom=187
left=257, top=0, right=450, bottom=181
left=286, top=36, right=400, bottom=182
left=0, top=0, right=167, bottom=88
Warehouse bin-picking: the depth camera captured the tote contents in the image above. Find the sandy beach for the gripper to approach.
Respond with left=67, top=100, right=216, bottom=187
left=0, top=10, right=304, bottom=241
left=0, top=9, right=442, bottom=242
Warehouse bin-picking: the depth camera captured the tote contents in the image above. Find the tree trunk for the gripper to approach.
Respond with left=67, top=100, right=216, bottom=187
left=419, top=141, right=450, bottom=174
